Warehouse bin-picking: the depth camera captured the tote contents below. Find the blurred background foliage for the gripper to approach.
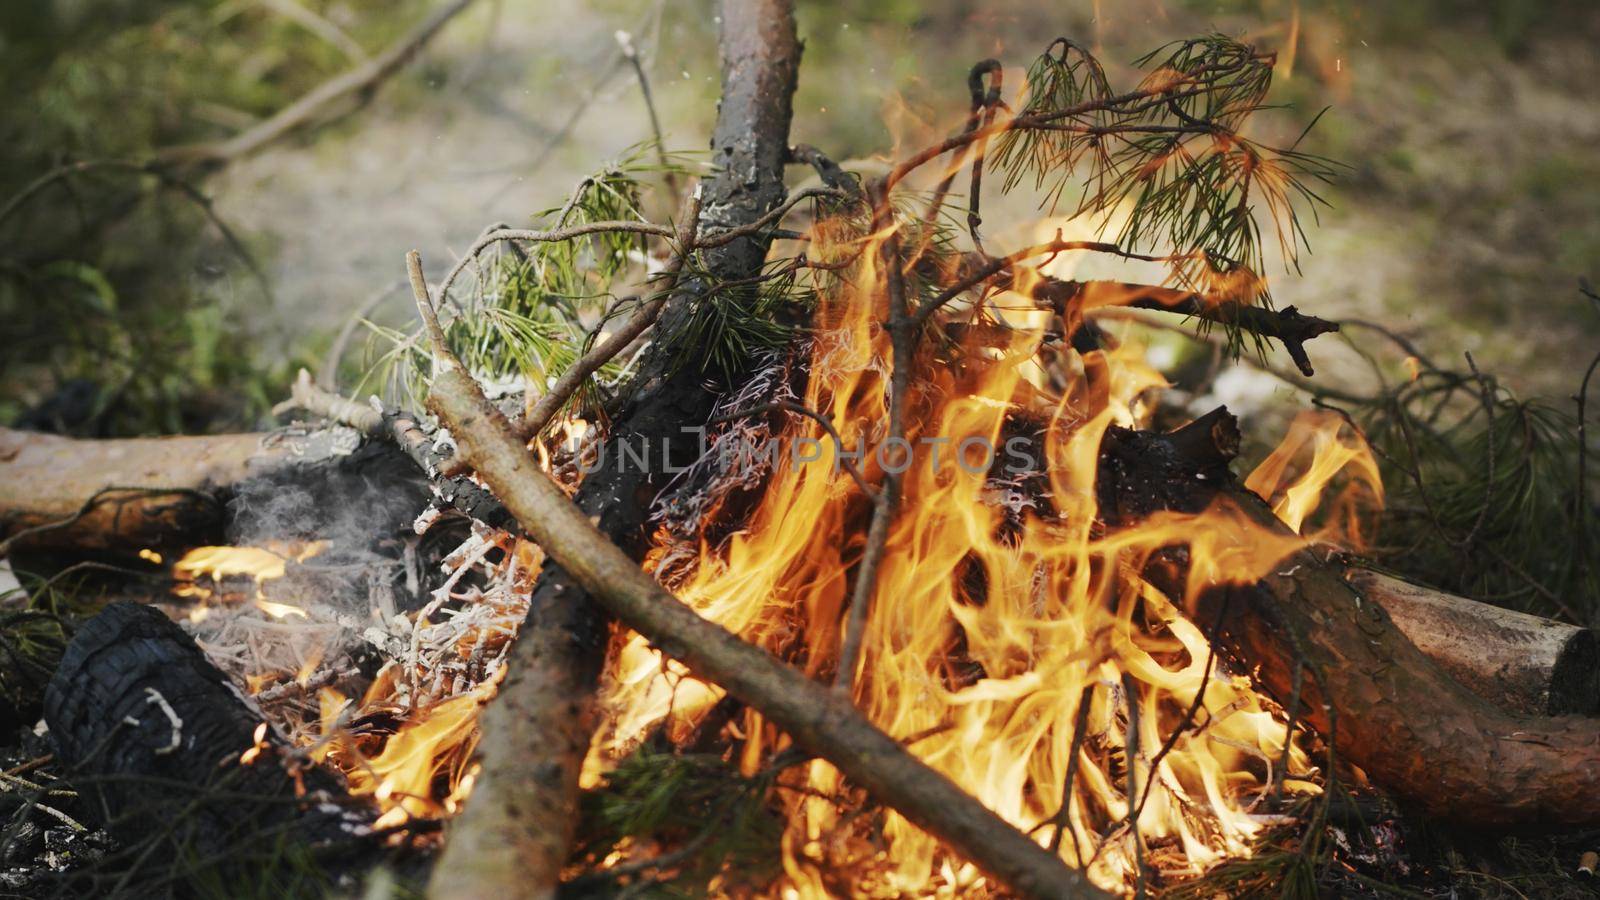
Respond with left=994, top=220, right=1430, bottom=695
left=0, top=0, right=428, bottom=434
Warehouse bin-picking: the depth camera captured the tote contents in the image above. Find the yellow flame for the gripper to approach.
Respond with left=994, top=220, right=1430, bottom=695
left=172, top=540, right=327, bottom=619
left=588, top=216, right=1378, bottom=893
left=173, top=541, right=325, bottom=581
left=1244, top=410, right=1383, bottom=548
left=319, top=687, right=489, bottom=826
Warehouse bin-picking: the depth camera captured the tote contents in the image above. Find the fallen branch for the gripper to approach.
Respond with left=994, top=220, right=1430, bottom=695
left=161, top=0, right=482, bottom=168
left=424, top=353, right=1102, bottom=900
left=0, top=0, right=479, bottom=231
left=0, top=428, right=288, bottom=554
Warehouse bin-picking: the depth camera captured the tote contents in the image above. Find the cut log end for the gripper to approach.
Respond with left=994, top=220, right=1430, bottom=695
left=1349, top=570, right=1600, bottom=717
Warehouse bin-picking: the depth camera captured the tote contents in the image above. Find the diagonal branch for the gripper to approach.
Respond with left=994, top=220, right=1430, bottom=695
left=424, top=348, right=1103, bottom=900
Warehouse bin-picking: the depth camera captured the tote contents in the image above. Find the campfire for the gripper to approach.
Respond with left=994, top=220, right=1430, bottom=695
left=5, top=2, right=1598, bottom=897
left=145, top=263, right=1384, bottom=896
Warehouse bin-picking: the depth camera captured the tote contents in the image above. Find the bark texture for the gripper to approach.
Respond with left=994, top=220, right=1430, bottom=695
left=1214, top=517, right=1600, bottom=824
left=0, top=428, right=285, bottom=554
left=426, top=363, right=1102, bottom=900
left=427, top=2, right=804, bottom=897
left=1350, top=569, right=1599, bottom=716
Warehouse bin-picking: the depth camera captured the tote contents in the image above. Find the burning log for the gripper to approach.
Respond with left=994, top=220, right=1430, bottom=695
left=1347, top=569, right=1600, bottom=717
left=42, top=602, right=377, bottom=862
left=1101, top=411, right=1600, bottom=825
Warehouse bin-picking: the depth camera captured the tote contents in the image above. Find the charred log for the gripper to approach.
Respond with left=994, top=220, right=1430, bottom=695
left=42, top=603, right=377, bottom=863
left=1100, top=409, right=1600, bottom=825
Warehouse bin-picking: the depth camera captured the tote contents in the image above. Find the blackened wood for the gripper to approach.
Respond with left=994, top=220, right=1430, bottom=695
left=43, top=603, right=373, bottom=856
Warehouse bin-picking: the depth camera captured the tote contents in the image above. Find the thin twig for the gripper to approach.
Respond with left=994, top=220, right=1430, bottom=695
left=1121, top=672, right=1146, bottom=899
left=705, top=400, right=876, bottom=499
left=834, top=182, right=914, bottom=695
left=616, top=29, right=679, bottom=201
left=256, top=0, right=369, bottom=62
left=514, top=185, right=704, bottom=439
left=1045, top=683, right=1095, bottom=861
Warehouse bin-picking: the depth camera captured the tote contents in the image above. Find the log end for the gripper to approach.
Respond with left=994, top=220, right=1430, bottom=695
left=1550, top=627, right=1600, bottom=716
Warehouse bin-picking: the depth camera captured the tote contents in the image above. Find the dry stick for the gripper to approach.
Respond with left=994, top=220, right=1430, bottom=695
left=163, top=0, right=482, bottom=167
left=1121, top=672, right=1146, bottom=900
left=920, top=60, right=997, bottom=231
left=0, top=486, right=215, bottom=559
left=616, top=29, right=679, bottom=201
left=1045, top=683, right=1096, bottom=861
left=421, top=339, right=1103, bottom=900
left=913, top=240, right=1188, bottom=326
left=964, top=61, right=1002, bottom=256
left=833, top=183, right=916, bottom=695
left=257, top=0, right=369, bottom=62
left=1132, top=593, right=1228, bottom=820
left=513, top=187, right=704, bottom=441
left=1577, top=284, right=1600, bottom=594
left=0, top=160, right=150, bottom=231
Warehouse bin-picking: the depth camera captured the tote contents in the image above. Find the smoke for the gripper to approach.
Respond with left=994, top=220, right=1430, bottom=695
left=222, top=442, right=440, bottom=629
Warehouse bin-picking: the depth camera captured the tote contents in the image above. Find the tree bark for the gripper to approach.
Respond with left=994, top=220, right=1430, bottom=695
left=0, top=428, right=289, bottom=555
left=426, top=2, right=805, bottom=897
left=1349, top=569, right=1599, bottom=717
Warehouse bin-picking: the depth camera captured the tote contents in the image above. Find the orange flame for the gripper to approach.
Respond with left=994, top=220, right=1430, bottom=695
left=172, top=540, right=328, bottom=619
left=589, top=220, right=1368, bottom=893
